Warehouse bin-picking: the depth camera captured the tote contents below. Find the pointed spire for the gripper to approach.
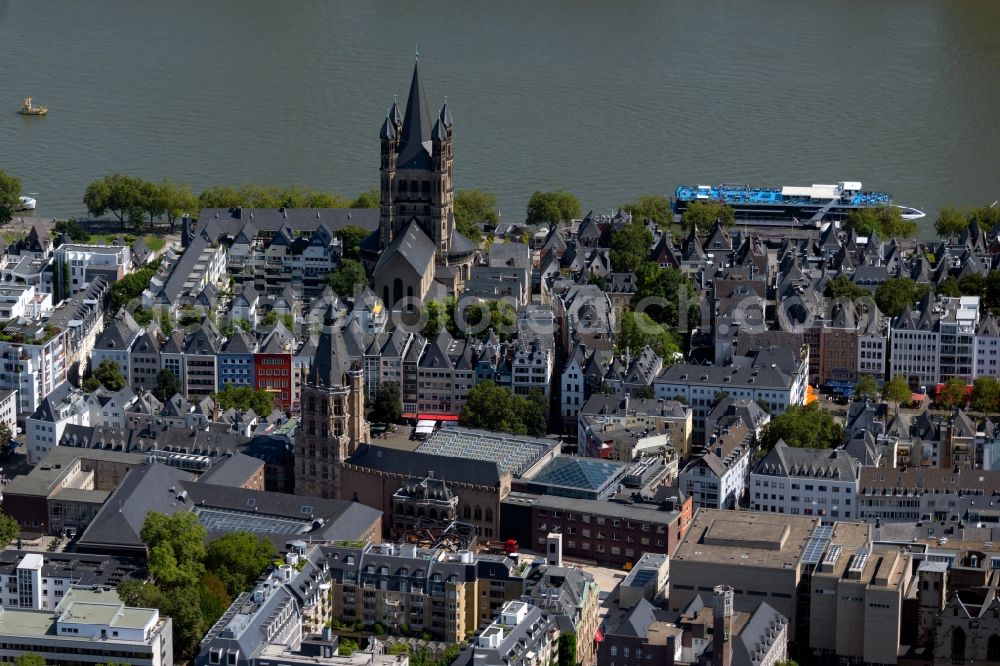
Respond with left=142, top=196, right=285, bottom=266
left=432, top=117, right=447, bottom=142
left=380, top=115, right=396, bottom=140
left=397, top=60, right=434, bottom=169
left=440, top=98, right=453, bottom=129
left=389, top=97, right=403, bottom=128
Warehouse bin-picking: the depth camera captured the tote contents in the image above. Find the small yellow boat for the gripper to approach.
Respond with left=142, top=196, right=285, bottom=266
left=18, top=97, right=47, bottom=116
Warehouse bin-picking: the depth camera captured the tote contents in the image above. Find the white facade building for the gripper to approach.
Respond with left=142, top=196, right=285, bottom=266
left=750, top=441, right=861, bottom=522
left=677, top=425, right=752, bottom=510
left=25, top=382, right=89, bottom=464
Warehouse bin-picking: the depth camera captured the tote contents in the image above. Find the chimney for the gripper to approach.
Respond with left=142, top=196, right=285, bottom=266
left=181, top=214, right=191, bottom=249
left=546, top=532, right=563, bottom=567
left=712, top=585, right=734, bottom=666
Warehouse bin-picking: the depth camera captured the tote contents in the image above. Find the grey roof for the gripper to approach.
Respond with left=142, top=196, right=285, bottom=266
left=609, top=597, right=658, bottom=638
left=308, top=321, right=354, bottom=388
left=657, top=346, right=802, bottom=391
left=222, top=327, right=256, bottom=354
left=95, top=308, right=141, bottom=351
left=197, top=208, right=379, bottom=238
left=372, top=219, right=437, bottom=276
left=197, top=452, right=264, bottom=488
left=396, top=61, right=435, bottom=170
left=731, top=601, right=787, bottom=666
left=755, top=440, right=859, bottom=481
left=346, top=444, right=502, bottom=487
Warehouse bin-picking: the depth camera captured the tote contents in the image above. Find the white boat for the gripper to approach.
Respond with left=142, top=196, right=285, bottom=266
left=18, top=195, right=36, bottom=211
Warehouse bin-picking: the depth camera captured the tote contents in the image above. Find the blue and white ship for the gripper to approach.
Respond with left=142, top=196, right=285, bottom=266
left=673, top=181, right=925, bottom=226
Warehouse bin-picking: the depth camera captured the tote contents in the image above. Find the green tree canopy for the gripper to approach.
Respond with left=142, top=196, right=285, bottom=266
left=94, top=359, right=126, bottom=391
left=844, top=204, right=917, bottom=238
left=854, top=375, right=880, bottom=402
left=883, top=375, right=912, bottom=408
left=935, top=206, right=970, bottom=240
left=939, top=377, right=968, bottom=409
left=824, top=275, right=869, bottom=301
left=622, top=194, right=672, bottom=227
left=197, top=184, right=351, bottom=209
left=632, top=263, right=700, bottom=334
left=140, top=512, right=207, bottom=590
left=0, top=510, right=18, bottom=547
left=0, top=421, right=12, bottom=455
left=936, top=277, right=962, bottom=298
left=205, top=532, right=276, bottom=596
left=213, top=384, right=274, bottom=416
left=680, top=200, right=735, bottom=233
left=760, top=403, right=844, bottom=450
left=54, top=219, right=91, bottom=243
left=874, top=277, right=929, bottom=318
left=83, top=173, right=149, bottom=227
left=327, top=258, right=368, bottom=298
left=373, top=381, right=402, bottom=423
left=13, top=654, right=46, bottom=666
left=454, top=189, right=500, bottom=243
left=158, top=180, right=199, bottom=228
left=526, top=191, right=581, bottom=227
left=618, top=310, right=680, bottom=359
left=154, top=369, right=181, bottom=402
left=351, top=187, right=380, bottom=208
left=335, top=226, right=369, bottom=261
left=109, top=264, right=158, bottom=313
left=972, top=376, right=1000, bottom=413
left=459, top=381, right=547, bottom=436
left=462, top=299, right=516, bottom=341
left=0, top=170, right=24, bottom=225
left=610, top=221, right=654, bottom=273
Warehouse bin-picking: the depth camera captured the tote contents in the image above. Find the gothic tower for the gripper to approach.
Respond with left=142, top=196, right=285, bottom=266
left=712, top=585, right=734, bottom=666
left=378, top=60, right=455, bottom=256
left=294, top=308, right=369, bottom=499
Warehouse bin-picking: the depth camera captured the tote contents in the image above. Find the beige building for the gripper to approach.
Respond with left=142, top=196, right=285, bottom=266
left=325, top=542, right=525, bottom=643
left=819, top=302, right=860, bottom=385
left=808, top=522, right=913, bottom=665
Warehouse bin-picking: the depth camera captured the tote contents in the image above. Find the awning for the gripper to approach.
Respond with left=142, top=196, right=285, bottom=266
left=595, top=629, right=604, bottom=643
left=415, top=426, right=434, bottom=435
left=417, top=413, right=459, bottom=422
left=416, top=420, right=437, bottom=428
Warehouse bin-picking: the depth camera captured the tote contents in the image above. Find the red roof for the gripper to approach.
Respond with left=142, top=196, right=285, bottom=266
left=416, top=413, right=460, bottom=421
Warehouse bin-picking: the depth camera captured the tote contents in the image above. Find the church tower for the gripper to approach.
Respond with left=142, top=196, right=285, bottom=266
left=378, top=60, right=455, bottom=255
left=294, top=307, right=369, bottom=499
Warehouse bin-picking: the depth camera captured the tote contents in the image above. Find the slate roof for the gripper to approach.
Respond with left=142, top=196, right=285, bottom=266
left=346, top=444, right=502, bottom=487
left=396, top=60, right=435, bottom=170
left=372, top=220, right=437, bottom=276
left=755, top=440, right=859, bottom=481
left=197, top=208, right=379, bottom=238
left=222, top=327, right=256, bottom=354
left=308, top=322, right=354, bottom=388
left=95, top=309, right=141, bottom=351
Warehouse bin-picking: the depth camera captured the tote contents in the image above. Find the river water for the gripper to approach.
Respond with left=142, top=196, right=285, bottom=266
left=2, top=0, right=999, bottom=235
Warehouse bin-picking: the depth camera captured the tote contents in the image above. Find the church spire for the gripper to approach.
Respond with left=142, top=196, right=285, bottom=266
left=397, top=60, right=434, bottom=169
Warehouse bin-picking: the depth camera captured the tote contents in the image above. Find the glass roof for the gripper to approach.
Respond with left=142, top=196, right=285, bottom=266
left=531, top=457, right=626, bottom=491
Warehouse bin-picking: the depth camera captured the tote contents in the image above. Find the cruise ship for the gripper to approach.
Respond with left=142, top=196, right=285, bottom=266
left=673, top=181, right=925, bottom=226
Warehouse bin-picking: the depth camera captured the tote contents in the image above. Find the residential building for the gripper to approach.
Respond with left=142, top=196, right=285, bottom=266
left=90, top=309, right=142, bottom=387
left=857, top=466, right=1000, bottom=524
left=25, top=382, right=89, bottom=464
left=857, top=303, right=890, bottom=380
left=0, top=551, right=144, bottom=610
left=750, top=441, right=861, bottom=521
left=183, top=320, right=223, bottom=400
left=521, top=564, right=600, bottom=666
left=891, top=295, right=979, bottom=387
left=325, top=542, right=526, bottom=643
left=217, top=327, right=256, bottom=389
left=654, top=346, right=809, bottom=443
left=0, top=389, right=16, bottom=434
left=0, top=284, right=41, bottom=320
left=0, top=587, right=173, bottom=666
left=703, top=397, right=770, bottom=445
left=129, top=326, right=161, bottom=394
left=677, top=424, right=752, bottom=510
left=255, top=329, right=294, bottom=412
left=577, top=393, right=692, bottom=459
left=0, top=317, right=70, bottom=420
left=53, top=243, right=130, bottom=296
left=453, top=601, right=558, bottom=666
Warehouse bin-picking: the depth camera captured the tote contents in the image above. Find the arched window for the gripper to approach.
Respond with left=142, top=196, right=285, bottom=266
left=474, top=506, right=482, bottom=521
left=393, top=278, right=403, bottom=306
left=383, top=286, right=390, bottom=307
left=463, top=505, right=471, bottom=519
left=988, top=634, right=1000, bottom=661
left=485, top=508, right=493, bottom=522
left=952, top=628, right=967, bottom=662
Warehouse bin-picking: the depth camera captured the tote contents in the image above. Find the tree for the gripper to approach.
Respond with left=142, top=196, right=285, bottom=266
left=855, top=375, right=880, bottom=402
left=939, top=377, right=968, bottom=409
left=526, top=191, right=581, bottom=227
left=824, top=275, right=869, bottom=301
left=760, top=403, right=844, bottom=451
left=83, top=173, right=148, bottom=226
left=213, top=384, right=274, bottom=416
left=518, top=389, right=549, bottom=437
left=610, top=221, right=654, bottom=273
left=623, top=194, right=672, bottom=228
left=557, top=633, right=577, bottom=666
left=54, top=218, right=91, bottom=242
left=958, top=272, right=987, bottom=300
left=454, top=189, right=500, bottom=242
left=205, top=532, right=276, bottom=596
left=632, top=263, right=700, bottom=333
left=94, top=359, right=126, bottom=391
left=462, top=299, right=517, bottom=341
left=351, top=187, right=380, bottom=208
left=680, top=200, right=734, bottom=233
left=327, top=259, right=367, bottom=297
left=0, top=170, right=24, bottom=225
left=373, top=381, right=402, bottom=423
left=618, top=310, right=680, bottom=359
left=141, top=512, right=207, bottom=590
left=13, top=654, right=46, bottom=666
left=0, top=421, right=13, bottom=455
left=335, top=226, right=369, bottom=261
left=460, top=381, right=526, bottom=435
left=972, top=376, right=1000, bottom=413
left=935, top=206, right=969, bottom=240
left=883, top=375, right=912, bottom=410
left=844, top=204, right=917, bottom=238
left=874, top=278, right=929, bottom=318
left=936, top=277, right=962, bottom=298
left=0, top=510, right=18, bottom=547
left=154, top=369, right=181, bottom=401
left=198, top=571, right=231, bottom=623
left=163, top=584, right=208, bottom=662
left=159, top=180, right=198, bottom=228
left=109, top=264, right=157, bottom=313
left=197, top=185, right=242, bottom=209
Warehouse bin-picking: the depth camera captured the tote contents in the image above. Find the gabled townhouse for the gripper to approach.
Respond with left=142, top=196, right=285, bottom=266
left=217, top=326, right=257, bottom=389
left=183, top=319, right=224, bottom=399
left=578, top=392, right=693, bottom=459
left=750, top=441, right=861, bottom=522
left=128, top=325, right=161, bottom=393
left=85, top=386, right=137, bottom=428
left=90, top=309, right=141, bottom=384
left=228, top=281, right=259, bottom=326
left=891, top=294, right=979, bottom=387
left=255, top=326, right=294, bottom=411
left=677, top=423, right=752, bottom=509
left=25, top=381, right=89, bottom=464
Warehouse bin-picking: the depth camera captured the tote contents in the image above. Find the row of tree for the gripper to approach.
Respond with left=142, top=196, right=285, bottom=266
left=117, top=512, right=276, bottom=662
